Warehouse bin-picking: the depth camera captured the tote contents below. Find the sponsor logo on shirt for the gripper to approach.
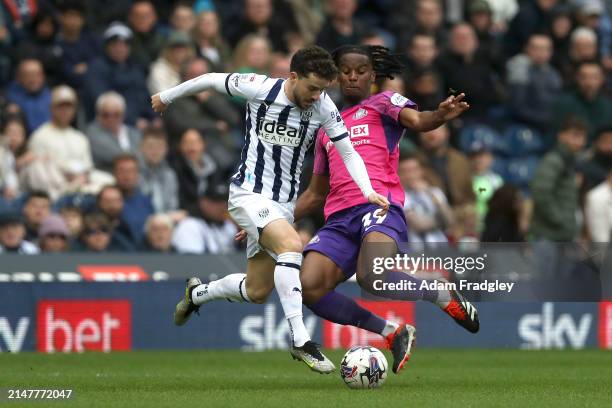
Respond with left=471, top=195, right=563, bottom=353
left=350, top=124, right=369, bottom=139
left=352, top=108, right=368, bottom=120
left=308, top=235, right=320, bottom=245
left=258, top=120, right=301, bottom=147
left=258, top=208, right=270, bottom=219
left=390, top=93, right=409, bottom=107
left=239, top=74, right=256, bottom=83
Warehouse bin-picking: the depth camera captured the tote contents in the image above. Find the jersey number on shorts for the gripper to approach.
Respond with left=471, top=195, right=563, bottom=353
left=362, top=209, right=387, bottom=229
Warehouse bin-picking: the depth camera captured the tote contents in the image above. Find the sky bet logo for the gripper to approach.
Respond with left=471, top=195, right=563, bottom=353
left=259, top=120, right=301, bottom=147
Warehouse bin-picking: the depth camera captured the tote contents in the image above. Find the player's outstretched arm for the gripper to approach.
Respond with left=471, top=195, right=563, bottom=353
left=150, top=72, right=230, bottom=114
left=399, top=93, right=470, bottom=132
left=294, top=174, right=330, bottom=222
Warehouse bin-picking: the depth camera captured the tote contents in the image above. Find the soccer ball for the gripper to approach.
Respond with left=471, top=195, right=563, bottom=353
left=340, top=346, right=388, bottom=389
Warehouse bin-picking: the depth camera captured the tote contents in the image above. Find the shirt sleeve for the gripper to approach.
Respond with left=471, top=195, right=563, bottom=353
left=312, top=129, right=329, bottom=176
left=375, top=91, right=419, bottom=123
left=319, top=94, right=350, bottom=141
left=223, top=73, right=269, bottom=100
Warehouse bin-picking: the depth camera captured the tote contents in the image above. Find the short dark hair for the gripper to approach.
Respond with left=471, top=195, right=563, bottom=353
left=559, top=116, right=588, bottom=133
left=96, top=185, right=122, bottom=205
left=595, top=124, right=612, bottom=140
left=25, top=190, right=51, bottom=203
left=142, top=126, right=167, bottom=142
left=290, top=46, right=338, bottom=81
left=112, top=153, right=139, bottom=171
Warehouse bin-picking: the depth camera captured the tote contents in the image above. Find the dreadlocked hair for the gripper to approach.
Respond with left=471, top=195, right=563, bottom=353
left=331, top=45, right=405, bottom=80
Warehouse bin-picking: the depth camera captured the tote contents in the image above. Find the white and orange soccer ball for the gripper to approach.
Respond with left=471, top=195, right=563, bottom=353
left=340, top=346, right=388, bottom=389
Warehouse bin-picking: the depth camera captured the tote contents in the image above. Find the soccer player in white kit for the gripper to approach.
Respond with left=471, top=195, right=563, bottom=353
left=151, top=46, right=389, bottom=373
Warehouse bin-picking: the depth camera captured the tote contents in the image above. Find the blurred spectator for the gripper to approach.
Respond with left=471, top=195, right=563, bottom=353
left=232, top=33, right=273, bottom=74
left=38, top=214, right=70, bottom=252
left=0, top=119, right=20, bottom=201
left=95, top=184, right=137, bottom=248
left=0, top=6, right=11, bottom=85
left=172, top=180, right=237, bottom=254
left=269, top=53, right=291, bottom=78
left=138, top=127, right=179, bottom=213
left=467, top=0, right=504, bottom=72
left=416, top=124, right=475, bottom=208
left=86, top=91, right=142, bottom=173
left=225, top=0, right=295, bottom=53
left=399, top=154, right=453, bottom=249
left=406, top=69, right=445, bottom=112
left=192, top=10, right=231, bottom=71
left=163, top=57, right=240, bottom=163
left=81, top=0, right=131, bottom=34
left=112, top=154, right=154, bottom=243
left=553, top=61, right=612, bottom=143
left=579, top=125, right=612, bottom=190
left=316, top=0, right=365, bottom=51
left=0, top=210, right=39, bottom=253
left=21, top=190, right=50, bottom=242
left=56, top=0, right=101, bottom=91
left=505, top=0, right=560, bottom=57
left=169, top=2, right=196, bottom=34
left=0, top=115, right=34, bottom=184
left=558, top=27, right=599, bottom=83
left=530, top=116, right=587, bottom=242
left=1, top=0, right=46, bottom=42
left=438, top=23, right=504, bottom=122
left=26, top=85, right=96, bottom=200
left=481, top=184, right=525, bottom=242
left=584, top=167, right=612, bottom=243
left=141, top=213, right=177, bottom=252
left=394, top=0, right=447, bottom=52
left=72, top=212, right=126, bottom=252
left=6, top=58, right=51, bottom=133
left=467, top=140, right=503, bottom=233
left=15, top=11, right=62, bottom=86
left=506, top=33, right=562, bottom=132
left=59, top=205, right=83, bottom=238
left=548, top=5, right=574, bottom=74
left=83, top=22, right=153, bottom=127
left=403, top=33, right=440, bottom=86
left=170, top=129, right=218, bottom=216
left=147, top=31, right=194, bottom=95
left=127, top=0, right=165, bottom=71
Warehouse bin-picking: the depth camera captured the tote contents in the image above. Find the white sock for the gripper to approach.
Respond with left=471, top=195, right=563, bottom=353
left=191, top=274, right=250, bottom=305
left=274, top=252, right=310, bottom=347
left=381, top=321, right=400, bottom=337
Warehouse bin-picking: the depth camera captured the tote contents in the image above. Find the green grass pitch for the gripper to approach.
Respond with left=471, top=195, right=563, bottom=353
left=1, top=349, right=611, bottom=407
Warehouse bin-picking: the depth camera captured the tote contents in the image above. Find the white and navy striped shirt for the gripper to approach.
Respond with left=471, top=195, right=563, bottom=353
left=159, top=72, right=373, bottom=203
left=224, top=73, right=349, bottom=202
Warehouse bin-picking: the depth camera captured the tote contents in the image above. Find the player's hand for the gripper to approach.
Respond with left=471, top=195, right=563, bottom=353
left=234, top=229, right=247, bottom=242
left=367, top=192, right=389, bottom=216
left=151, top=93, right=167, bottom=114
left=437, top=93, right=470, bottom=121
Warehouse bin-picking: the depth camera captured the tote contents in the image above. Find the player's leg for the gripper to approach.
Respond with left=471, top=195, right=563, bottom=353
left=258, top=218, right=335, bottom=373
left=357, top=223, right=479, bottom=333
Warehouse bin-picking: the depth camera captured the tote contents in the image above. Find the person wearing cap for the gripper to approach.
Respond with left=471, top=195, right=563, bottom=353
left=38, top=214, right=70, bottom=252
left=0, top=210, right=39, bottom=254
left=56, top=0, right=101, bottom=91
left=467, top=0, right=504, bottom=71
left=171, top=179, right=238, bottom=254
left=26, top=84, right=100, bottom=200
left=147, top=31, right=194, bottom=95
left=83, top=21, right=153, bottom=128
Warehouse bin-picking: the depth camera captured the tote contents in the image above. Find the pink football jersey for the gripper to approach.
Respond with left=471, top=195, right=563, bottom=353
left=313, top=91, right=417, bottom=220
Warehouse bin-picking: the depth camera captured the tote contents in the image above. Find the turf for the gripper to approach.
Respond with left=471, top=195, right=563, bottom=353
left=1, top=349, right=611, bottom=407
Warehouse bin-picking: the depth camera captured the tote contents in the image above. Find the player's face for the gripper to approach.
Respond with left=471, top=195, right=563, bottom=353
left=292, top=73, right=331, bottom=109
left=337, top=53, right=374, bottom=102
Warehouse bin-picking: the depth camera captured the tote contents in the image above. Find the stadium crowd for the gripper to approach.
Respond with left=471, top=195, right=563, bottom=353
left=0, top=0, right=610, bottom=254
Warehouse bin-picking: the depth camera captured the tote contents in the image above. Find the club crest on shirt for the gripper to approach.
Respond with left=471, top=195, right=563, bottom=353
left=301, top=110, right=313, bottom=121
left=308, top=235, right=320, bottom=245
left=352, top=108, right=368, bottom=120
left=258, top=207, right=270, bottom=219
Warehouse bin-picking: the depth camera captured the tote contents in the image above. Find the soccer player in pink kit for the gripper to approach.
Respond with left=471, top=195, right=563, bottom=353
left=296, top=45, right=479, bottom=374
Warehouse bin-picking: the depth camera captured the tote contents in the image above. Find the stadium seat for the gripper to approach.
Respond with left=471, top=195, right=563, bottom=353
left=503, top=125, right=544, bottom=158
left=458, top=124, right=507, bottom=156
left=505, top=156, right=540, bottom=192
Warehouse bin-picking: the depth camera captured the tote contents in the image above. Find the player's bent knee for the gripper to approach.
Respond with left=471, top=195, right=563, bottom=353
left=246, top=286, right=272, bottom=304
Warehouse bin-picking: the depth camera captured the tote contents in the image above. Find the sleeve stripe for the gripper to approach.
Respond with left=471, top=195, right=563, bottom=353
left=225, top=74, right=233, bottom=97
left=330, top=132, right=349, bottom=142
